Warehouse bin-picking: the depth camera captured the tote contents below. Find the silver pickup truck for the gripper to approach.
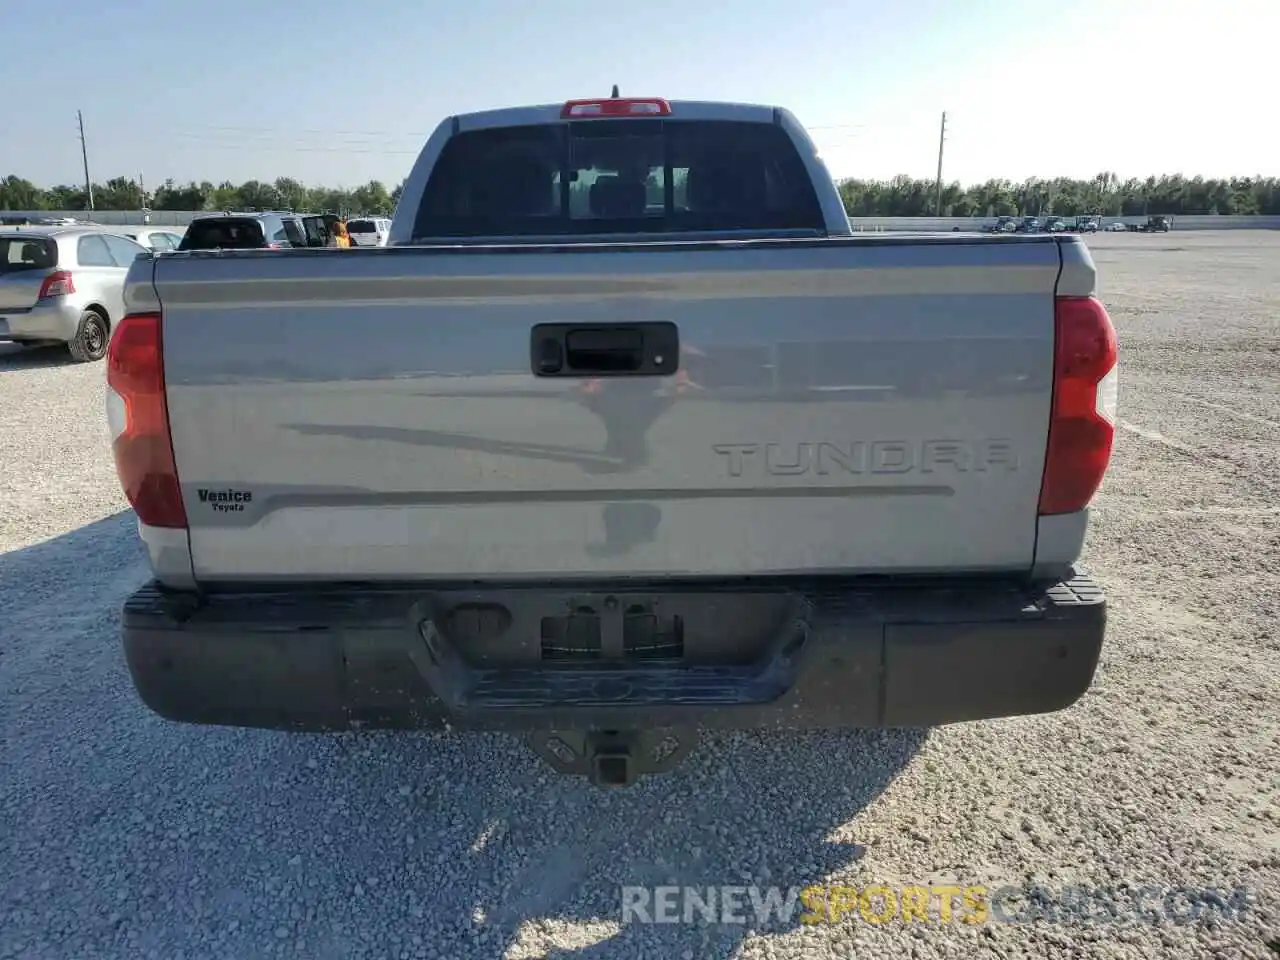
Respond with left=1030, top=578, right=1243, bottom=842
left=107, top=96, right=1117, bottom=786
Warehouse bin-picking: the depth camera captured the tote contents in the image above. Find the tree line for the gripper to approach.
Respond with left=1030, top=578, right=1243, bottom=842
left=838, top=173, right=1280, bottom=217
left=0, top=175, right=403, bottom=216
left=3, top=171, right=1279, bottom=217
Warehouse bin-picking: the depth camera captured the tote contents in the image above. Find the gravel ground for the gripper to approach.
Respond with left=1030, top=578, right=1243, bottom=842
left=1, top=231, right=1277, bottom=959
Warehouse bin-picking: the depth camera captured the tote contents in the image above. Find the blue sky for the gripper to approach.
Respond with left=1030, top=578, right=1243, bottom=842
left=4, top=0, right=1275, bottom=190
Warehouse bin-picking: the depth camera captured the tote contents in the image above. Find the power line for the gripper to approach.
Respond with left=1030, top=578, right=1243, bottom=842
left=140, top=128, right=408, bottom=146
left=155, top=139, right=423, bottom=156
left=160, top=123, right=430, bottom=138
left=153, top=126, right=872, bottom=155
left=69, top=115, right=942, bottom=182
left=803, top=123, right=866, bottom=132
left=151, top=119, right=872, bottom=140
left=161, top=134, right=422, bottom=153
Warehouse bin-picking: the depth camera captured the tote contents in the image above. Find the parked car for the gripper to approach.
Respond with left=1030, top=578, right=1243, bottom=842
left=124, top=228, right=186, bottom=253
left=1016, top=216, right=1042, bottom=233
left=178, top=212, right=307, bottom=251
left=109, top=94, right=1115, bottom=787
left=1044, top=217, right=1067, bottom=233
left=346, top=216, right=392, bottom=247
left=1105, top=220, right=1128, bottom=232
left=0, top=226, right=149, bottom=361
left=1136, top=215, right=1172, bottom=233
left=299, top=215, right=331, bottom=247
left=0, top=216, right=67, bottom=226
left=982, top=215, right=1018, bottom=234
left=1072, top=216, right=1100, bottom=233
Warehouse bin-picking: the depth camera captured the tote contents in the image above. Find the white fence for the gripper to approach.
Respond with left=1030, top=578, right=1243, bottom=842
left=2, top=210, right=204, bottom=227
left=4, top=210, right=1280, bottom=232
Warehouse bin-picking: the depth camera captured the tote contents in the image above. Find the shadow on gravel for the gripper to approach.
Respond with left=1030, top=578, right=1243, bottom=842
left=0, top=511, right=139, bottom=609
left=451, top=727, right=930, bottom=959
left=0, top=513, right=927, bottom=960
left=284, top=726, right=929, bottom=959
left=0, top=511, right=142, bottom=688
left=0, top=341, right=77, bottom=370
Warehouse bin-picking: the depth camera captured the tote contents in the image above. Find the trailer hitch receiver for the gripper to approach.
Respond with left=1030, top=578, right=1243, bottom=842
left=523, top=728, right=697, bottom=787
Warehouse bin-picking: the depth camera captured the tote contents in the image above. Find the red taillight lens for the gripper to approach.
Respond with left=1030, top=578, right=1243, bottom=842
left=105, top=312, right=188, bottom=529
left=38, top=270, right=75, bottom=298
left=1038, top=296, right=1119, bottom=516
left=561, top=97, right=671, bottom=118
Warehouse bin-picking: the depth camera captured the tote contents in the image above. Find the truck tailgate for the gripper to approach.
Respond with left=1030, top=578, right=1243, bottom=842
left=151, top=237, right=1067, bottom=582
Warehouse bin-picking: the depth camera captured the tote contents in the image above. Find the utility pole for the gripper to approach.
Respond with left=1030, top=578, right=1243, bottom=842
left=77, top=110, right=94, bottom=212
left=934, top=111, right=947, bottom=216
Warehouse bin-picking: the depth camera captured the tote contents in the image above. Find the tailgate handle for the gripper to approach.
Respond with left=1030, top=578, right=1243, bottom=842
left=566, top=328, right=642, bottom=371
left=531, top=322, right=679, bottom=378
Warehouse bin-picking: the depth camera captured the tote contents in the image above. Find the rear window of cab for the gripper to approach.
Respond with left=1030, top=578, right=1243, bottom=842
left=412, top=118, right=824, bottom=239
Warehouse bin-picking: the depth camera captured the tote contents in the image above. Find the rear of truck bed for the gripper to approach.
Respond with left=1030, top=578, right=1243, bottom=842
left=125, top=235, right=1104, bottom=584
left=105, top=99, right=1116, bottom=784
left=108, top=233, right=1114, bottom=783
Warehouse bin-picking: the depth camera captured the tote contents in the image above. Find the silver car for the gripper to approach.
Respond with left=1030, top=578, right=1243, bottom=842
left=123, top=228, right=186, bottom=253
left=0, top=226, right=150, bottom=362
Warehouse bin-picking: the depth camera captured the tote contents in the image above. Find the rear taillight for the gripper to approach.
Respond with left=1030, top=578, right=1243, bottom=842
left=37, top=270, right=75, bottom=298
left=105, top=312, right=188, bottom=529
left=1038, top=296, right=1119, bottom=516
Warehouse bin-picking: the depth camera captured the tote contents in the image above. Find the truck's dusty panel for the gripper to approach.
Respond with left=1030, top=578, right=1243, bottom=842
left=156, top=238, right=1063, bottom=581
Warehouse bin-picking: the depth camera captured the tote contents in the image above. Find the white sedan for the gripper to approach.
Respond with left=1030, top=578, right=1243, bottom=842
left=121, top=228, right=186, bottom=252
